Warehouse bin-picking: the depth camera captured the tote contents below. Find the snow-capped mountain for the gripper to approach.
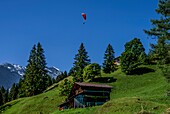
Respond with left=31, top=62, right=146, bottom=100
left=0, top=63, right=61, bottom=88
left=3, top=63, right=26, bottom=76
left=46, top=66, right=61, bottom=79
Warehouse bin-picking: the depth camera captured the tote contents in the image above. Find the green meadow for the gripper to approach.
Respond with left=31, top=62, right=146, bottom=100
left=1, top=65, right=170, bottom=114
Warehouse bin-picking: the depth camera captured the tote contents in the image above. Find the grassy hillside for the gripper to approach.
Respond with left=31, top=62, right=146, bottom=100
left=1, top=65, right=170, bottom=114
left=0, top=87, right=66, bottom=114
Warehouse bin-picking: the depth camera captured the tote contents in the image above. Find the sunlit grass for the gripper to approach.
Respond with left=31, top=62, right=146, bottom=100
left=1, top=65, right=170, bottom=114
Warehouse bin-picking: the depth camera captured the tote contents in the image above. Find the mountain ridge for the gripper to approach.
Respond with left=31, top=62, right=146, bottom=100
left=0, top=63, right=61, bottom=88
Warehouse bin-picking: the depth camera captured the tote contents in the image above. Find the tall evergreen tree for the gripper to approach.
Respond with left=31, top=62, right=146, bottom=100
left=72, top=43, right=91, bottom=82
left=46, top=75, right=53, bottom=87
left=144, top=0, right=170, bottom=82
left=144, top=0, right=170, bottom=64
left=102, top=44, right=116, bottom=73
left=18, top=78, right=25, bottom=98
left=0, top=90, right=3, bottom=106
left=1, top=86, right=8, bottom=104
left=9, top=83, right=19, bottom=101
left=120, top=38, right=146, bottom=74
left=20, top=42, right=49, bottom=97
left=22, top=44, right=37, bottom=96
left=63, top=71, right=68, bottom=77
left=35, top=42, right=49, bottom=93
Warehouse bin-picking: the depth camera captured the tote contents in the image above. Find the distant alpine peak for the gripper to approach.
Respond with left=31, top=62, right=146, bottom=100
left=3, top=63, right=25, bottom=69
left=13, top=64, right=24, bottom=70
left=1, top=63, right=61, bottom=78
left=46, top=66, right=61, bottom=79
left=0, top=63, right=61, bottom=88
left=2, top=63, right=25, bottom=76
left=51, top=66, right=60, bottom=71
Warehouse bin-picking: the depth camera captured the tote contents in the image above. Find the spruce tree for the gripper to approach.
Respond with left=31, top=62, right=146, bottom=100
left=102, top=44, right=116, bottom=73
left=36, top=42, right=49, bottom=94
left=20, top=43, right=49, bottom=97
left=18, top=78, right=25, bottom=98
left=144, top=0, right=170, bottom=82
left=22, top=44, right=37, bottom=96
left=46, top=75, right=53, bottom=87
left=0, top=87, right=5, bottom=104
left=1, top=86, right=8, bottom=104
left=120, top=38, right=146, bottom=74
left=9, top=83, right=19, bottom=101
left=63, top=71, right=68, bottom=77
left=0, top=90, right=3, bottom=106
left=72, top=43, right=91, bottom=82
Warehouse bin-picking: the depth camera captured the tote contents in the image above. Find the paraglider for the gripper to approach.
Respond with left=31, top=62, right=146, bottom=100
left=81, top=13, right=86, bottom=24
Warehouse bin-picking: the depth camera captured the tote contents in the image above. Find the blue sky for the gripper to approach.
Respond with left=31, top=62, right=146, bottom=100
left=0, top=0, right=158, bottom=71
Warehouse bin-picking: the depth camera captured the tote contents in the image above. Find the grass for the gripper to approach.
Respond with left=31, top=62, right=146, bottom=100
left=1, top=65, right=170, bottom=114
left=0, top=87, right=66, bottom=114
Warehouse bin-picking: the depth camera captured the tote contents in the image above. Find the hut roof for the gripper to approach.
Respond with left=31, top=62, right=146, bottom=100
left=75, top=82, right=112, bottom=89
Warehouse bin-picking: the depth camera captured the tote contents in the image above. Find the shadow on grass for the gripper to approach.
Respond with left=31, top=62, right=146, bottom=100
left=131, top=67, right=155, bottom=75
left=0, top=104, right=12, bottom=113
left=0, top=100, right=20, bottom=112
left=92, top=77, right=117, bottom=83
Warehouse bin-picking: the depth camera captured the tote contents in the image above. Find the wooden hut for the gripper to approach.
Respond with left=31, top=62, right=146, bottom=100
left=59, top=82, right=112, bottom=110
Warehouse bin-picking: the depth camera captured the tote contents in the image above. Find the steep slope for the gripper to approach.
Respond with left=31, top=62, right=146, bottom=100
left=0, top=87, right=66, bottom=114
left=1, top=65, right=170, bottom=114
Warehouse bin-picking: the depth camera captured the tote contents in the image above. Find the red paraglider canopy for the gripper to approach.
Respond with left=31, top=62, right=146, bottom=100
left=81, top=13, right=86, bottom=20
